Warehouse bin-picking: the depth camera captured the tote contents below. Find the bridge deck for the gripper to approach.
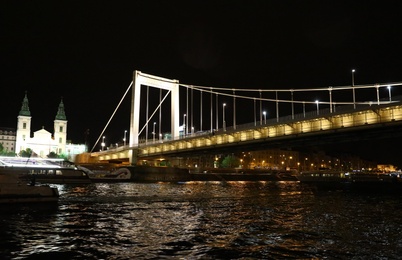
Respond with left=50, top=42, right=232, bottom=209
left=92, top=102, right=402, bottom=162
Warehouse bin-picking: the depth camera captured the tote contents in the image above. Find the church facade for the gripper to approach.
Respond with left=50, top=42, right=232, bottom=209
left=15, top=92, right=86, bottom=160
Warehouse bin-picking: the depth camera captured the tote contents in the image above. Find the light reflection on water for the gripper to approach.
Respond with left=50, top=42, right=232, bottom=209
left=1, top=181, right=402, bottom=259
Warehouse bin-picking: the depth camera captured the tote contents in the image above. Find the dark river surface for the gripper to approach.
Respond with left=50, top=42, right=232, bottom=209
left=1, top=181, right=402, bottom=259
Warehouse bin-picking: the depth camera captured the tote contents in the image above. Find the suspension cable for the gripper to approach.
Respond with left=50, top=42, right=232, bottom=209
left=91, top=81, right=133, bottom=152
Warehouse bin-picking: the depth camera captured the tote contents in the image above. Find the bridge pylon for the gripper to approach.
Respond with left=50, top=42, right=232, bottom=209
left=130, top=71, right=180, bottom=163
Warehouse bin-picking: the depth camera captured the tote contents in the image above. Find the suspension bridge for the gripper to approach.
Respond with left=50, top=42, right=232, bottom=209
left=80, top=70, right=402, bottom=165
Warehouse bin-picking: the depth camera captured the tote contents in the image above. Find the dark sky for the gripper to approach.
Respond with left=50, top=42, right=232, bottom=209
left=1, top=1, right=402, bottom=165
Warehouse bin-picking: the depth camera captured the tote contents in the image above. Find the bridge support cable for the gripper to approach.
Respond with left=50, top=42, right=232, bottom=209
left=233, top=89, right=236, bottom=130
left=376, top=85, right=380, bottom=105
left=253, top=98, right=256, bottom=126
left=259, top=90, right=262, bottom=126
left=183, top=82, right=402, bottom=120
left=291, top=90, right=294, bottom=119
left=138, top=90, right=171, bottom=136
left=210, top=88, right=213, bottom=132
left=159, top=89, right=162, bottom=141
left=90, top=81, right=133, bottom=152
left=191, top=86, right=194, bottom=134
left=215, top=93, right=218, bottom=131
left=186, top=86, right=189, bottom=135
left=146, top=86, right=149, bottom=144
left=200, top=89, right=203, bottom=131
left=276, top=91, right=279, bottom=122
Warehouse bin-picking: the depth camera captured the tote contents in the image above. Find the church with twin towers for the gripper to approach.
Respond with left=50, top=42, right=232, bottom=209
left=15, top=91, right=86, bottom=160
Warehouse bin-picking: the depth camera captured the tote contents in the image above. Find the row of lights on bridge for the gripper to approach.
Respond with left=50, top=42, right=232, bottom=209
left=100, top=69, right=394, bottom=151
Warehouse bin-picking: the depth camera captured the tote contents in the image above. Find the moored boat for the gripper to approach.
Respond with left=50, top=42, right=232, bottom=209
left=0, top=171, right=59, bottom=204
left=296, top=170, right=349, bottom=183
left=0, top=157, right=91, bottom=184
left=189, top=167, right=291, bottom=182
left=296, top=169, right=402, bottom=192
left=86, top=164, right=297, bottom=183
left=88, top=165, right=192, bottom=183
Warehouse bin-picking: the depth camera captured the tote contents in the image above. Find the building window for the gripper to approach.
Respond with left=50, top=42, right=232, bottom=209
left=23, top=123, right=26, bottom=129
left=59, top=126, right=63, bottom=132
left=23, top=134, right=26, bottom=141
left=59, top=137, right=62, bottom=144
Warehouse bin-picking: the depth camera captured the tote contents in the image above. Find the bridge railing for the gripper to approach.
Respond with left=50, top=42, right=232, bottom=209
left=94, top=96, right=402, bottom=154
left=181, top=98, right=402, bottom=138
left=135, top=98, right=401, bottom=148
left=92, top=98, right=402, bottom=161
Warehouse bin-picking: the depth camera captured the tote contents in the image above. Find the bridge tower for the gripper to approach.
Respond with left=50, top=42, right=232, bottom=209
left=129, top=71, right=180, bottom=164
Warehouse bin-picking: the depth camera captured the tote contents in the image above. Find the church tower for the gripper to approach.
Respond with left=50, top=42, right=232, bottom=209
left=53, top=97, right=67, bottom=155
left=15, top=91, right=32, bottom=154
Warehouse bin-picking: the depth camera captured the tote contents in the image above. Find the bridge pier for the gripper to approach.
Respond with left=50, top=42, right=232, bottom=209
left=130, top=148, right=139, bottom=165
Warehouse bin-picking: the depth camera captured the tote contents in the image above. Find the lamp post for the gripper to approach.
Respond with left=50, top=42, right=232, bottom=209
left=316, top=100, right=319, bottom=115
left=183, top=114, right=186, bottom=135
left=101, top=136, right=105, bottom=151
left=223, top=103, right=226, bottom=131
left=352, top=69, right=356, bottom=109
left=388, top=86, right=392, bottom=102
left=123, top=130, right=127, bottom=146
left=263, top=111, right=267, bottom=124
left=153, top=122, right=156, bottom=142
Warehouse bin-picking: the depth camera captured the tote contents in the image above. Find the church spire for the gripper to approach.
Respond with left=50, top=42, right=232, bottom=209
left=55, top=97, right=67, bottom=120
left=19, top=91, right=31, bottom=116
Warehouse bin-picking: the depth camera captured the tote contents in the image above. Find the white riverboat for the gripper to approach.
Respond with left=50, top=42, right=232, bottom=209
left=296, top=169, right=350, bottom=183
left=0, top=156, right=91, bottom=184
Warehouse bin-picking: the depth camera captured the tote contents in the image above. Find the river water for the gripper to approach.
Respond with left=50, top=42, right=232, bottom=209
left=1, top=181, right=402, bottom=259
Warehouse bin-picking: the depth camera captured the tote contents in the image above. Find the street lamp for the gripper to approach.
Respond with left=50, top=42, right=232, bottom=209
left=153, top=122, right=156, bottom=142
left=388, top=86, right=392, bottom=102
left=222, top=103, right=226, bottom=131
left=315, top=100, right=319, bottom=115
left=123, top=130, right=127, bottom=146
left=101, top=136, right=105, bottom=151
left=263, top=111, right=267, bottom=124
left=352, top=69, right=356, bottom=109
left=183, top=114, right=186, bottom=135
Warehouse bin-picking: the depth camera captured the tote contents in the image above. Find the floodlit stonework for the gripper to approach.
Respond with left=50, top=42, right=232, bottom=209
left=14, top=92, right=86, bottom=160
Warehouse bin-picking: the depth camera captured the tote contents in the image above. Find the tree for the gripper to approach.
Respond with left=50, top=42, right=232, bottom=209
left=0, top=144, right=16, bottom=156
left=47, top=151, right=58, bottom=158
left=19, top=148, right=33, bottom=157
left=221, top=154, right=240, bottom=168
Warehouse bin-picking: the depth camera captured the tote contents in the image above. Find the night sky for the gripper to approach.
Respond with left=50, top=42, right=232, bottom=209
left=1, top=1, right=402, bottom=165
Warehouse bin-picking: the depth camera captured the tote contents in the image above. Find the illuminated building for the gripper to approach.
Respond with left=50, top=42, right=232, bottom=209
left=0, top=127, right=16, bottom=153
left=15, top=92, right=86, bottom=160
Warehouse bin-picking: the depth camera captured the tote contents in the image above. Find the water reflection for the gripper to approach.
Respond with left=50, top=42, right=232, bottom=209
left=1, top=181, right=402, bottom=259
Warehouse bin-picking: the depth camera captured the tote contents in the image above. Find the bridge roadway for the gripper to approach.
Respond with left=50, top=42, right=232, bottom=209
left=90, top=101, right=402, bottom=164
